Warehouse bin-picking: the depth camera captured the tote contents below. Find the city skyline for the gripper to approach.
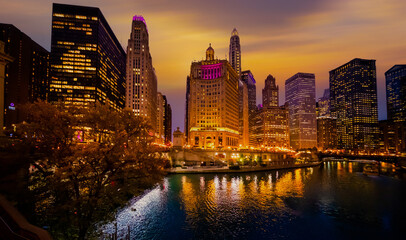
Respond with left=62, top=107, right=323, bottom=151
left=1, top=0, right=406, bottom=132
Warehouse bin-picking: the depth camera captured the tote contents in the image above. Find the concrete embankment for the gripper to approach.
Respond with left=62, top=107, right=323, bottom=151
left=167, top=162, right=322, bottom=174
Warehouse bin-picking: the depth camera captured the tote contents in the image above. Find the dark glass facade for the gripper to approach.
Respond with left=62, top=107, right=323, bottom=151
left=0, top=24, right=49, bottom=127
left=330, top=58, right=379, bottom=151
left=241, top=70, right=256, bottom=146
left=385, top=65, right=406, bottom=123
left=50, top=3, right=125, bottom=110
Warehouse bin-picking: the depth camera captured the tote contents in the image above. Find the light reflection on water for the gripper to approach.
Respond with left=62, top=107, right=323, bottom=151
left=102, top=161, right=406, bottom=240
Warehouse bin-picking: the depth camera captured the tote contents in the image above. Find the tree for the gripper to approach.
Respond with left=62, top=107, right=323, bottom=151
left=15, top=101, right=167, bottom=239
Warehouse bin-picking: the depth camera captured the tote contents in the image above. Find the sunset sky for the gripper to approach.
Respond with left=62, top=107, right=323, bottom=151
left=1, top=0, right=405, bottom=131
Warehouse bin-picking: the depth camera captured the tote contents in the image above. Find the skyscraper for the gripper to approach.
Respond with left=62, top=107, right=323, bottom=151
left=0, top=24, right=49, bottom=128
left=186, top=45, right=239, bottom=149
left=285, top=73, right=317, bottom=150
left=330, top=58, right=379, bottom=151
left=262, top=74, right=279, bottom=107
left=238, top=79, right=249, bottom=147
left=49, top=3, right=125, bottom=110
left=164, top=98, right=172, bottom=144
left=385, top=65, right=406, bottom=123
left=257, top=74, right=289, bottom=148
left=241, top=70, right=256, bottom=146
left=0, top=40, right=13, bottom=133
left=316, top=88, right=337, bottom=150
left=126, top=15, right=157, bottom=131
left=229, top=28, right=241, bottom=75
left=157, top=92, right=165, bottom=142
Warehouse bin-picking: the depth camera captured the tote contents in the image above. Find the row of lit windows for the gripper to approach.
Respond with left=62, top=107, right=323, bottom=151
left=53, top=13, right=98, bottom=21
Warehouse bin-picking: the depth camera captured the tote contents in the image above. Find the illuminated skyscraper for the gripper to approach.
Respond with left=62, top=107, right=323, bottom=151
left=186, top=45, right=239, bottom=149
left=285, top=73, right=317, bottom=150
left=49, top=3, right=125, bottom=110
left=254, top=75, right=289, bottom=148
left=0, top=24, right=49, bottom=128
left=229, top=28, right=241, bottom=75
left=385, top=65, right=406, bottom=123
left=157, top=92, right=165, bottom=143
left=262, top=74, right=279, bottom=107
left=241, top=70, right=256, bottom=146
left=330, top=58, right=379, bottom=151
left=126, top=15, right=157, bottom=131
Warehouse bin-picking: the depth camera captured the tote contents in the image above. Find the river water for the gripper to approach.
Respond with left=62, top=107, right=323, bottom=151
left=102, top=161, right=406, bottom=239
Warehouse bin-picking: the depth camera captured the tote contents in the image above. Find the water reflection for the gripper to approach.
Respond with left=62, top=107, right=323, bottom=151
left=102, top=161, right=406, bottom=240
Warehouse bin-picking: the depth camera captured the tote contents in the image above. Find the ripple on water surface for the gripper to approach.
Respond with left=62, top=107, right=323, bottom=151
left=102, top=162, right=406, bottom=240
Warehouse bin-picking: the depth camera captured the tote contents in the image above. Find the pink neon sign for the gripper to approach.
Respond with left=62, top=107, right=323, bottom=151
left=201, top=63, right=222, bottom=79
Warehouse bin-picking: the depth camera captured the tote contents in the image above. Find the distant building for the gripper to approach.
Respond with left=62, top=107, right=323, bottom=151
left=238, top=79, right=249, bottom=147
left=285, top=73, right=317, bottom=150
left=254, top=106, right=290, bottom=148
left=378, top=120, right=406, bottom=154
left=317, top=89, right=330, bottom=117
left=173, top=127, right=185, bottom=149
left=241, top=70, right=256, bottom=146
left=229, top=28, right=241, bottom=75
left=184, top=76, right=190, bottom=142
left=49, top=3, right=125, bottom=110
left=0, top=24, right=49, bottom=128
left=0, top=40, right=14, bottom=133
left=330, top=58, right=379, bottom=152
left=126, top=15, right=158, bottom=131
left=262, top=74, right=279, bottom=107
left=157, top=92, right=165, bottom=143
left=317, top=88, right=337, bottom=150
left=186, top=45, right=239, bottom=149
left=255, top=74, right=289, bottom=148
left=164, top=100, right=172, bottom=144
left=385, top=65, right=406, bottom=123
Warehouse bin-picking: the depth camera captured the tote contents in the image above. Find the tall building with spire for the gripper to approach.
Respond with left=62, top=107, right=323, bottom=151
left=186, top=45, right=240, bottom=149
left=126, top=15, right=157, bottom=131
left=262, top=74, right=279, bottom=107
left=229, top=28, right=241, bottom=75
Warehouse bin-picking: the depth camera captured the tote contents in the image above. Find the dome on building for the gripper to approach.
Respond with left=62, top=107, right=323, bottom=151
left=206, top=43, right=214, bottom=61
left=231, top=28, right=239, bottom=36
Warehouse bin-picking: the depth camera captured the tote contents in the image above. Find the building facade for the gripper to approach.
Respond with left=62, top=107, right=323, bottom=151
left=317, top=88, right=337, bottom=150
left=0, top=24, right=49, bottom=127
left=378, top=120, right=406, bottom=154
left=186, top=45, right=240, bottom=149
left=241, top=70, right=256, bottom=146
left=157, top=92, right=165, bottom=143
left=385, top=65, right=406, bottom=123
left=238, top=79, right=249, bottom=147
left=49, top=3, right=126, bottom=110
left=262, top=74, right=279, bottom=107
left=0, top=40, right=14, bottom=133
left=330, top=58, right=379, bottom=152
left=229, top=28, right=241, bottom=75
left=126, top=15, right=158, bottom=131
left=254, top=106, right=290, bottom=148
left=285, top=73, right=317, bottom=150
left=164, top=98, right=172, bottom=144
